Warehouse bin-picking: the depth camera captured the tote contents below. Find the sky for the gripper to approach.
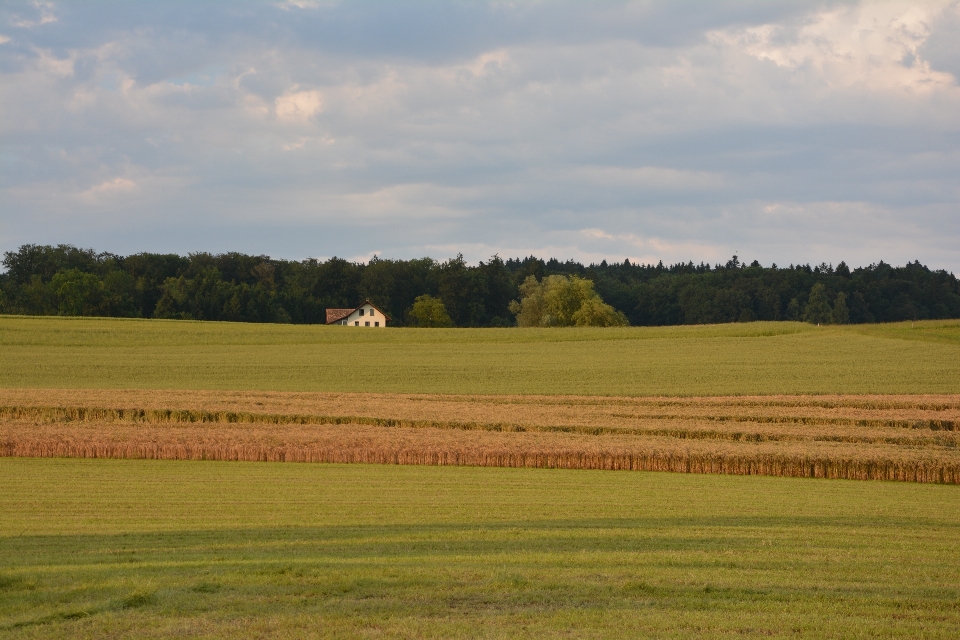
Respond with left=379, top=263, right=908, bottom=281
left=2, top=1, right=959, bottom=271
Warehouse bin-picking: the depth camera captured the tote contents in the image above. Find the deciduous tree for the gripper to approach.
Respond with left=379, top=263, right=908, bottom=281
left=509, top=275, right=627, bottom=327
left=408, top=294, right=454, bottom=327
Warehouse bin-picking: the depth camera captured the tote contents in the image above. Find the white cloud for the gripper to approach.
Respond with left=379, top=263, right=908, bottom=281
left=275, top=88, right=324, bottom=121
left=344, top=249, right=383, bottom=263
left=9, top=1, right=57, bottom=28
left=288, top=183, right=478, bottom=224
left=578, top=228, right=727, bottom=265
left=33, top=48, right=74, bottom=78
left=711, top=2, right=958, bottom=95
left=282, top=138, right=307, bottom=151
left=466, top=49, right=510, bottom=77
left=79, top=177, right=137, bottom=199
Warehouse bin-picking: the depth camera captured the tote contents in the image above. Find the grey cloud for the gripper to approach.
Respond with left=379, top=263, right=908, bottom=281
left=1, top=1, right=959, bottom=273
left=921, top=2, right=960, bottom=81
left=3, top=1, right=826, bottom=61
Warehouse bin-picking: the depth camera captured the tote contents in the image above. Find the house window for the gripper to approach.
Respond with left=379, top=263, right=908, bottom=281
left=355, top=321, right=359, bottom=326
left=359, top=308, right=365, bottom=316
left=365, top=321, right=370, bottom=326
left=369, top=309, right=375, bottom=316
left=375, top=322, right=379, bottom=327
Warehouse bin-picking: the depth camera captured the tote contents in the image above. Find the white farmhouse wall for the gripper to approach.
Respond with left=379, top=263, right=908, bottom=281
left=339, top=303, right=386, bottom=327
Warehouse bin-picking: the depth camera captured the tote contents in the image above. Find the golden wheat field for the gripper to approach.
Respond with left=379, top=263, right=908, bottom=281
left=3, top=388, right=958, bottom=483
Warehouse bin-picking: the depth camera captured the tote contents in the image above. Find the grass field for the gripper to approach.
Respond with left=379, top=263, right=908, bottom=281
left=2, top=459, right=960, bottom=639
left=3, top=316, right=960, bottom=637
left=1, top=316, right=959, bottom=395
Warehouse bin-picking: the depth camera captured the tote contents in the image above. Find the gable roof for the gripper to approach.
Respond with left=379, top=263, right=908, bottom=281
left=325, top=300, right=392, bottom=324
left=325, top=308, right=354, bottom=324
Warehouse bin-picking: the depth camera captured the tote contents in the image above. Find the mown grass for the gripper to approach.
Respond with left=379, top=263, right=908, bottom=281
left=1, top=458, right=959, bottom=638
left=1, top=316, right=959, bottom=395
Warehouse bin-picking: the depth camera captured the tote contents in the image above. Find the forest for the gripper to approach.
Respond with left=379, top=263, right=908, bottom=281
left=1, top=244, right=958, bottom=326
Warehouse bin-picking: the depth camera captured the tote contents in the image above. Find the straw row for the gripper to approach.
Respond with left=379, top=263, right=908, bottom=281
left=1, top=405, right=956, bottom=447
left=415, top=395, right=960, bottom=412
left=3, top=438, right=957, bottom=484
left=611, top=412, right=958, bottom=431
left=3, top=391, right=958, bottom=430
left=3, top=391, right=958, bottom=483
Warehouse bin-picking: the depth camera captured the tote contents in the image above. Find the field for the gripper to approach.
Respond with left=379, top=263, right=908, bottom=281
left=2, top=389, right=959, bottom=483
left=3, top=459, right=960, bottom=638
left=2, top=316, right=960, bottom=637
left=2, top=316, right=959, bottom=395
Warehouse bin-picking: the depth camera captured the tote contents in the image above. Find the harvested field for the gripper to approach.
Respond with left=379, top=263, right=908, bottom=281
left=2, top=389, right=959, bottom=483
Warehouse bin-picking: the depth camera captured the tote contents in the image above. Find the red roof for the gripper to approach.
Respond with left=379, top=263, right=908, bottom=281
left=325, top=308, right=354, bottom=324
left=325, top=300, right=392, bottom=324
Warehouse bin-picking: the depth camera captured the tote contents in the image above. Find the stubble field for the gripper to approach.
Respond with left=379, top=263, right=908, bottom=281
left=2, top=316, right=960, bottom=637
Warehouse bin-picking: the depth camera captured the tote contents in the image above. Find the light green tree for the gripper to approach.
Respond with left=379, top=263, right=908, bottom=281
left=407, top=294, right=454, bottom=327
left=508, top=275, right=628, bottom=327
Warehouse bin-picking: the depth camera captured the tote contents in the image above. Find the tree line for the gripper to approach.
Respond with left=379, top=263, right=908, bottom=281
left=1, top=244, right=958, bottom=326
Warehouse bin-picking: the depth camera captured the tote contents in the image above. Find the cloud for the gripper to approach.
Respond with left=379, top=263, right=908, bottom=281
left=1, top=1, right=959, bottom=272
left=80, top=177, right=137, bottom=198
left=568, top=166, right=725, bottom=191
left=275, top=88, right=323, bottom=121
left=577, top=228, right=727, bottom=265
left=712, top=2, right=958, bottom=95
left=8, top=1, right=57, bottom=28
left=275, top=0, right=336, bottom=10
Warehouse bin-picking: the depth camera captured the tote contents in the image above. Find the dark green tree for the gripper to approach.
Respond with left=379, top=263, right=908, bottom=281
left=803, top=283, right=833, bottom=324
left=438, top=254, right=471, bottom=326
left=831, top=292, right=850, bottom=324
left=786, top=298, right=800, bottom=321
left=51, top=269, right=103, bottom=316
left=4, top=243, right=960, bottom=327
left=101, top=270, right=140, bottom=317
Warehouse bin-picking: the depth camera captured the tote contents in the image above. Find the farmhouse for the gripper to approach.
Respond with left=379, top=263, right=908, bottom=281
left=325, top=300, right=391, bottom=327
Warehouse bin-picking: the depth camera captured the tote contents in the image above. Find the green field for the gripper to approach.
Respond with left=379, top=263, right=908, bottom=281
left=1, top=316, right=959, bottom=395
left=3, top=316, right=960, bottom=637
left=2, top=459, right=959, bottom=638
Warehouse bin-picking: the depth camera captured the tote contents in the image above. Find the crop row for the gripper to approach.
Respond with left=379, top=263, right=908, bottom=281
left=3, top=411, right=959, bottom=483
left=3, top=390, right=958, bottom=483
left=4, top=430, right=956, bottom=484
left=2, top=405, right=957, bottom=446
